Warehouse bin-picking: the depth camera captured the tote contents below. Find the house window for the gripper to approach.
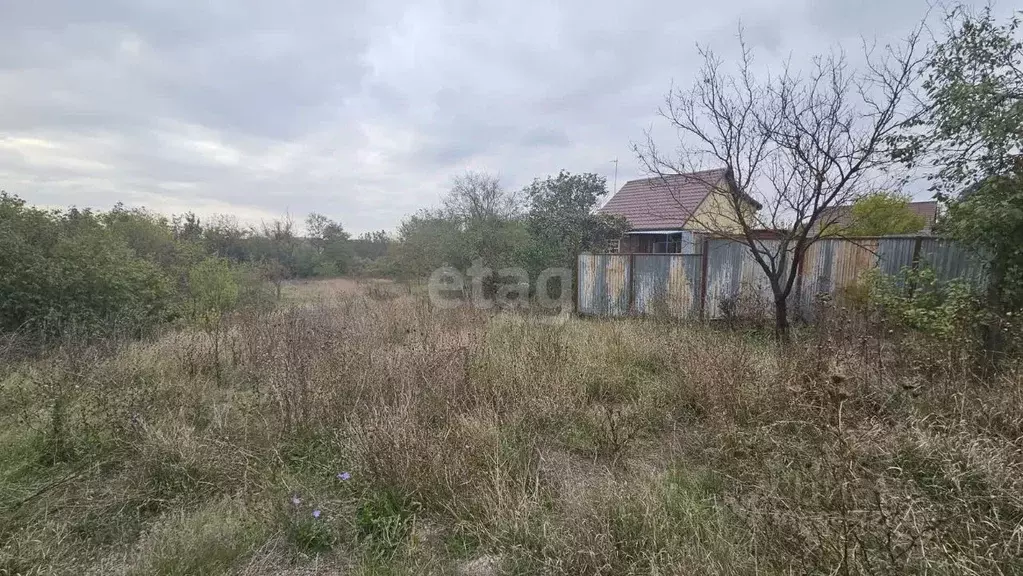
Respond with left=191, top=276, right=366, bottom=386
left=652, top=233, right=684, bottom=253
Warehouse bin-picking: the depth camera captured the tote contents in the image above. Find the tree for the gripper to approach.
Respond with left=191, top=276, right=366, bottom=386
left=255, top=216, right=296, bottom=299
left=440, top=172, right=528, bottom=287
left=202, top=215, right=250, bottom=263
left=305, top=213, right=353, bottom=275
left=187, top=256, right=239, bottom=384
left=842, top=191, right=927, bottom=236
left=524, top=171, right=629, bottom=296
left=352, top=231, right=391, bottom=261
left=172, top=212, right=203, bottom=243
left=634, top=28, right=926, bottom=337
left=102, top=204, right=179, bottom=267
left=895, top=6, right=1023, bottom=313
left=443, top=171, right=521, bottom=223
left=391, top=210, right=466, bottom=282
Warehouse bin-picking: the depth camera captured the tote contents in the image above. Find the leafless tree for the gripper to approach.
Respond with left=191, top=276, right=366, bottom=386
left=256, top=215, right=295, bottom=299
left=634, top=28, right=927, bottom=337
left=442, top=171, right=521, bottom=225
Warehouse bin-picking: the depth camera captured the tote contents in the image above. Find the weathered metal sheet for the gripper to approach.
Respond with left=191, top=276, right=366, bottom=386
left=577, top=254, right=596, bottom=314
left=578, top=236, right=987, bottom=320
left=679, top=231, right=699, bottom=255
left=831, top=238, right=879, bottom=294
left=799, top=238, right=917, bottom=316
left=919, top=238, right=987, bottom=287
left=632, top=255, right=701, bottom=317
left=876, top=238, right=918, bottom=276
left=577, top=254, right=631, bottom=316
left=799, top=240, right=834, bottom=317
left=704, top=239, right=776, bottom=319
left=604, top=254, right=630, bottom=315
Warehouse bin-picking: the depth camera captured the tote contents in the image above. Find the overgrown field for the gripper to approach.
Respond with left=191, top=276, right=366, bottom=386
left=1, top=283, right=1021, bottom=575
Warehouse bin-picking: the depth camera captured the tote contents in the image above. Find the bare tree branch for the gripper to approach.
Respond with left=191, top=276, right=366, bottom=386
left=633, top=25, right=927, bottom=337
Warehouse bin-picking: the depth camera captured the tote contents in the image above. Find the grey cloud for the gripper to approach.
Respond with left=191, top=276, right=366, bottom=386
left=0, top=0, right=989, bottom=233
left=520, top=126, right=570, bottom=148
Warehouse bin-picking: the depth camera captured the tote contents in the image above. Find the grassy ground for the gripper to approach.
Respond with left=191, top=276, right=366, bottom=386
left=1, top=281, right=1021, bottom=575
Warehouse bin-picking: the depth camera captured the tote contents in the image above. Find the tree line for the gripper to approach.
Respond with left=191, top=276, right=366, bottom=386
left=0, top=169, right=626, bottom=342
left=391, top=171, right=627, bottom=289
left=0, top=195, right=390, bottom=340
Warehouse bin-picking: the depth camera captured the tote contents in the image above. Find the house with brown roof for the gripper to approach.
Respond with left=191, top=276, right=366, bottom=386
left=597, top=167, right=761, bottom=253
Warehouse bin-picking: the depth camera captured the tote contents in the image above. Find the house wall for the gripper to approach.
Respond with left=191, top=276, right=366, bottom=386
left=686, top=190, right=754, bottom=233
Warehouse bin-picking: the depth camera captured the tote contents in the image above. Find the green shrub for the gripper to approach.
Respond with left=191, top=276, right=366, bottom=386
left=187, top=257, right=239, bottom=325
left=0, top=194, right=175, bottom=340
left=865, top=266, right=984, bottom=338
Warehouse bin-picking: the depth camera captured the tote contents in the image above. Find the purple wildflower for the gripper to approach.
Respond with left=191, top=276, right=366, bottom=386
left=290, top=495, right=301, bottom=506
left=337, top=472, right=351, bottom=481
left=312, top=509, right=321, bottom=519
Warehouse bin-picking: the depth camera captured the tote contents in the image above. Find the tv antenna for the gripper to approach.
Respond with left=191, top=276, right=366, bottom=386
left=611, top=158, right=619, bottom=193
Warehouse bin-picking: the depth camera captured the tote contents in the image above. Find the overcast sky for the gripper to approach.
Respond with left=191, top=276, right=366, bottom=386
left=0, top=0, right=999, bottom=233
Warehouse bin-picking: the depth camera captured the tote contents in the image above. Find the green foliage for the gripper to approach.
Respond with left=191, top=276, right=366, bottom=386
left=307, top=213, right=354, bottom=275
left=844, top=191, right=927, bottom=236
left=946, top=174, right=1023, bottom=308
left=865, top=266, right=983, bottom=338
left=187, top=257, right=239, bottom=326
left=200, top=215, right=249, bottom=262
left=385, top=170, right=631, bottom=290
left=899, top=6, right=1023, bottom=192
left=102, top=204, right=180, bottom=267
left=391, top=210, right=467, bottom=281
left=131, top=500, right=264, bottom=576
left=285, top=504, right=335, bottom=554
left=352, top=231, right=391, bottom=261
left=0, top=193, right=175, bottom=339
left=0, top=192, right=320, bottom=344
left=356, top=489, right=419, bottom=555
left=441, top=172, right=531, bottom=278
left=523, top=171, right=630, bottom=276
left=896, top=7, right=1023, bottom=310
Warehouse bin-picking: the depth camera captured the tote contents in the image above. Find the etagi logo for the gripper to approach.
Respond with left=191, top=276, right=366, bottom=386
left=427, top=260, right=573, bottom=322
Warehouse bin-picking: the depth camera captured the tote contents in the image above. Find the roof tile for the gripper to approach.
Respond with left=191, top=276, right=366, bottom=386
left=597, top=168, right=728, bottom=230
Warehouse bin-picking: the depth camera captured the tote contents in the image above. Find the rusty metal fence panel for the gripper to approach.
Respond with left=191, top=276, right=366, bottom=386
left=578, top=236, right=987, bottom=319
left=704, top=239, right=780, bottom=319
left=798, top=239, right=881, bottom=316
left=577, top=254, right=631, bottom=316
left=632, top=255, right=702, bottom=317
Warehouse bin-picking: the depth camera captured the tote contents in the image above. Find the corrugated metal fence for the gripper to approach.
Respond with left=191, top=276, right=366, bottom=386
left=578, top=236, right=987, bottom=319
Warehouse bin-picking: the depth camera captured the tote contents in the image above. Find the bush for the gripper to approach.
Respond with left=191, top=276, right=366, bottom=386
left=865, top=266, right=983, bottom=339
left=187, top=257, right=239, bottom=325
left=0, top=194, right=175, bottom=340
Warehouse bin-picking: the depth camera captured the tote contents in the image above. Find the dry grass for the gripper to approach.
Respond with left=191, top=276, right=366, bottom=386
left=1, top=280, right=1021, bottom=575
